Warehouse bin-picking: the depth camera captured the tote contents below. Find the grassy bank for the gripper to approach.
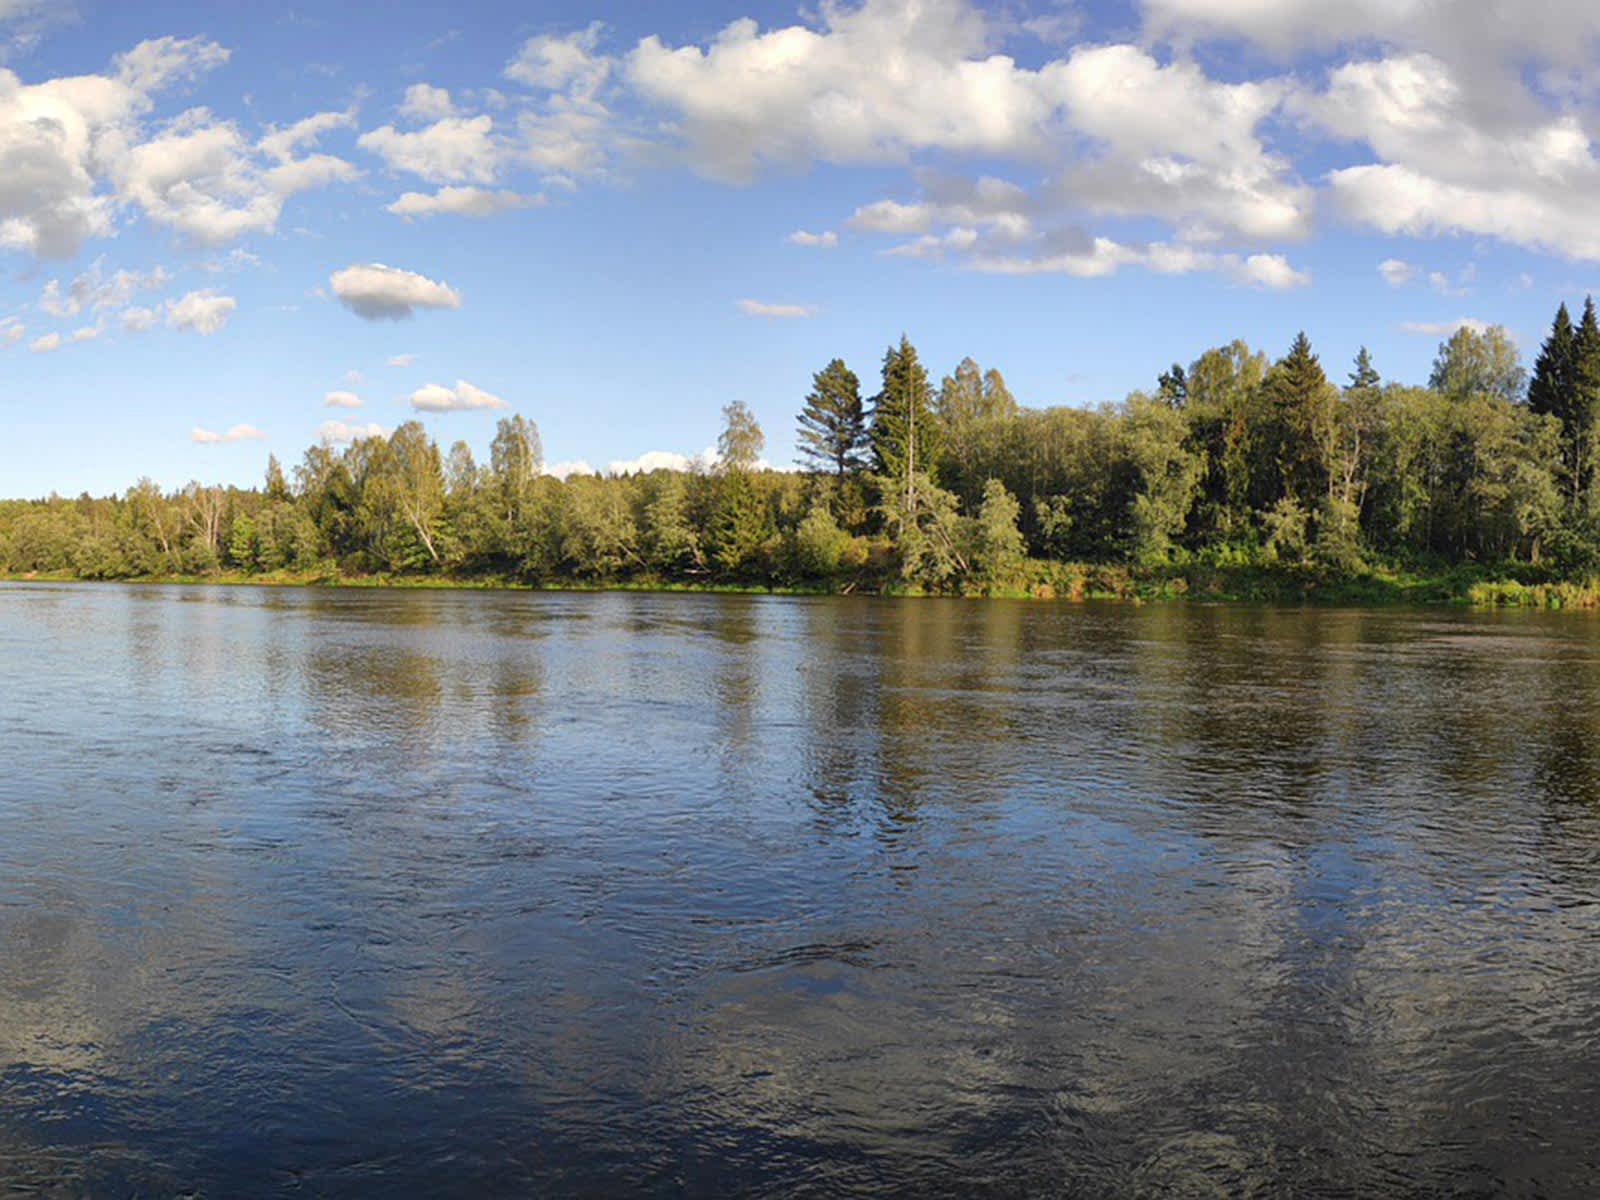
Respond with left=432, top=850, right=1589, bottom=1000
left=11, top=561, right=1600, bottom=608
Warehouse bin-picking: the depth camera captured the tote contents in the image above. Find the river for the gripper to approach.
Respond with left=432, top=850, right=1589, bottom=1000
left=2, top=582, right=1598, bottom=1195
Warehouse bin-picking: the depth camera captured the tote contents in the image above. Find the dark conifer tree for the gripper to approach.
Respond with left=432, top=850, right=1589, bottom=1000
left=1527, top=303, right=1574, bottom=419
left=1348, top=346, right=1380, bottom=392
left=1158, top=363, right=1188, bottom=407
left=796, top=359, right=868, bottom=476
left=1569, top=298, right=1600, bottom=510
left=1258, top=332, right=1336, bottom=512
left=871, top=335, right=939, bottom=485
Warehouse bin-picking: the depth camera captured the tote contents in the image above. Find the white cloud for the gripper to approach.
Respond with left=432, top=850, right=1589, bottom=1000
left=1400, top=317, right=1491, bottom=336
left=606, top=449, right=698, bottom=475
left=69, top=324, right=101, bottom=343
left=1237, top=253, right=1311, bottom=289
left=39, top=260, right=170, bottom=317
left=738, top=298, right=818, bottom=318
left=787, top=229, right=837, bottom=247
left=191, top=423, right=264, bottom=445
left=507, top=23, right=612, bottom=98
left=28, top=332, right=59, bottom=353
left=1293, top=51, right=1600, bottom=260
left=971, top=237, right=1310, bottom=287
left=114, top=104, right=359, bottom=246
left=114, top=35, right=231, bottom=93
left=1143, top=0, right=1600, bottom=74
left=387, top=185, right=543, bottom=218
left=0, top=315, right=22, bottom=345
left=317, top=419, right=386, bottom=444
left=399, top=83, right=457, bottom=122
left=121, top=306, right=157, bottom=332
left=330, top=263, right=462, bottom=320
left=324, top=390, right=363, bottom=409
left=543, top=459, right=596, bottom=480
left=1379, top=258, right=1415, bottom=287
left=625, top=4, right=1307, bottom=244
left=166, top=288, right=236, bottom=335
left=387, top=353, right=416, bottom=367
left=257, top=110, right=354, bottom=162
left=885, top=226, right=979, bottom=259
left=627, top=1, right=1044, bottom=180
left=409, top=379, right=508, bottom=412
left=358, top=115, right=500, bottom=184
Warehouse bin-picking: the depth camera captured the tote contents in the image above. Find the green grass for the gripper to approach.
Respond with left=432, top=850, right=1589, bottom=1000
left=9, top=561, right=1600, bottom=608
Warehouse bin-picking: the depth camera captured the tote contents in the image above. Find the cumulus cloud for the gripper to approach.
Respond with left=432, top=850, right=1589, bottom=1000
left=626, top=1, right=1044, bottom=180
left=166, top=288, right=236, bottom=335
left=1379, top=258, right=1415, bottom=287
left=69, top=324, right=101, bottom=343
left=330, top=263, right=461, bottom=320
left=28, top=332, right=59, bottom=353
left=387, top=353, right=416, bottom=367
left=317, top=419, right=386, bottom=444
left=409, top=379, right=508, bottom=412
left=399, top=83, right=457, bottom=122
left=606, top=449, right=698, bottom=475
left=0, top=315, right=22, bottom=345
left=358, top=115, right=500, bottom=184
left=121, top=306, right=158, bottom=332
left=738, top=298, right=818, bottom=318
left=113, top=99, right=359, bottom=246
left=543, top=459, right=596, bottom=480
left=386, top=186, right=543, bottom=218
left=508, top=23, right=612, bottom=97
left=787, top=229, right=838, bottom=247
left=1143, top=0, right=1600, bottom=75
left=191, top=423, right=264, bottom=445
left=625, top=4, right=1307, bottom=245
left=324, top=390, right=363, bottom=409
left=1288, top=49, right=1600, bottom=261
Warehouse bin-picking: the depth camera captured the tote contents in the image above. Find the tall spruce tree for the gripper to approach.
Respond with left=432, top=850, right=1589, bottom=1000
left=1529, top=303, right=1575, bottom=418
left=1257, top=332, right=1337, bottom=513
left=871, top=336, right=940, bottom=512
left=796, top=359, right=867, bottom=476
left=1570, top=298, right=1600, bottom=511
left=1530, top=303, right=1579, bottom=506
left=1348, top=346, right=1380, bottom=391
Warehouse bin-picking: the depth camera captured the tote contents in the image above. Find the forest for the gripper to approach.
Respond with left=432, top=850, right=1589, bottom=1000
left=8, top=301, right=1600, bottom=605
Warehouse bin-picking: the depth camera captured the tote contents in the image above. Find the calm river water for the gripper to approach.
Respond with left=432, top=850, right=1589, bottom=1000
left=3, top=582, right=1600, bottom=1196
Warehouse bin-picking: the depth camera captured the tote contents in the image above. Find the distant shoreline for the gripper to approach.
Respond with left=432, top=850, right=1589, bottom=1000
left=8, top=566, right=1600, bottom=610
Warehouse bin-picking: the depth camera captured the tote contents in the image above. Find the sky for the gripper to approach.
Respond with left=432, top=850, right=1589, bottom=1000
left=5, top=0, right=1600, bottom=496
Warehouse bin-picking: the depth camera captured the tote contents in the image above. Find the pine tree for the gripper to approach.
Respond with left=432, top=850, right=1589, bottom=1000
left=796, top=359, right=867, bottom=476
left=871, top=335, right=939, bottom=491
left=1348, top=347, right=1380, bottom=392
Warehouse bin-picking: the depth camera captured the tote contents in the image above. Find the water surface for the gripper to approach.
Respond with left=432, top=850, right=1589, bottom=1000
left=3, top=583, right=1599, bottom=1196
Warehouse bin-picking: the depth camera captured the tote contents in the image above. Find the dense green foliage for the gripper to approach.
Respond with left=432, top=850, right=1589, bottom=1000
left=12, top=304, right=1600, bottom=602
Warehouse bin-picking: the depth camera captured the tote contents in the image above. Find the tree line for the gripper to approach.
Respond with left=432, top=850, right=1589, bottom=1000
left=5, top=302, right=1600, bottom=594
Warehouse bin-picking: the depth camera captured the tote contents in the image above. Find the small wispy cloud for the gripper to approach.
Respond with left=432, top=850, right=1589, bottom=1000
left=191, top=423, right=266, bottom=445
left=738, top=299, right=818, bottom=319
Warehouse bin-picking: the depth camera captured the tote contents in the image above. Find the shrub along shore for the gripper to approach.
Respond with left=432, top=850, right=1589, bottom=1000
left=12, top=307, right=1600, bottom=610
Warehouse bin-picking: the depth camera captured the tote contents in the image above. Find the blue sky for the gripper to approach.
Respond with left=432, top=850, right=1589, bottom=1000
left=3, top=0, right=1599, bottom=496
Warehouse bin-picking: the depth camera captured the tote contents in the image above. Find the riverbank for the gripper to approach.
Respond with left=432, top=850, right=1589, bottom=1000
left=9, top=561, right=1600, bottom=608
